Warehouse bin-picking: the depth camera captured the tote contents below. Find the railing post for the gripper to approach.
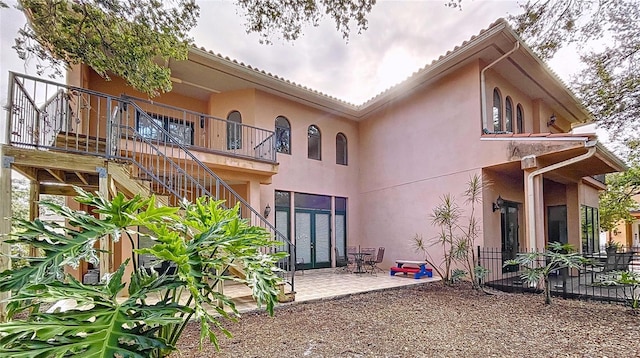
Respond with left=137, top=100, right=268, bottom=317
left=477, top=246, right=482, bottom=287
left=4, top=72, right=15, bottom=145
left=105, top=99, right=112, bottom=158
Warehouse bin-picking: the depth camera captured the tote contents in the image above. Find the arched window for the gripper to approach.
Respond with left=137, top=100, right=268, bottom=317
left=505, top=97, right=513, bottom=132
left=336, top=133, right=347, bottom=165
left=492, top=88, right=502, bottom=132
left=308, top=125, right=321, bottom=160
left=227, top=111, right=242, bottom=150
left=275, top=116, right=291, bottom=154
left=516, top=104, right=524, bottom=134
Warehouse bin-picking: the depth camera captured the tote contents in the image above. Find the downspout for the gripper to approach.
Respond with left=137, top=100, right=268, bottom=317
left=480, top=42, right=520, bottom=130
left=525, top=141, right=598, bottom=251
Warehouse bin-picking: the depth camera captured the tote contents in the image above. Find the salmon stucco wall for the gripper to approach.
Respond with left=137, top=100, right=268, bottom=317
left=482, top=168, right=526, bottom=249
left=359, top=61, right=486, bottom=267
left=86, top=69, right=208, bottom=113
left=484, top=68, right=571, bottom=134
left=253, top=91, right=361, bottom=252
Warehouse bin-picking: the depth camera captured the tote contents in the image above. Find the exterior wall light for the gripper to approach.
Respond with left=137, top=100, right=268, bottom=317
left=264, top=204, right=271, bottom=218
left=547, top=113, right=557, bottom=127
left=492, top=195, right=504, bottom=212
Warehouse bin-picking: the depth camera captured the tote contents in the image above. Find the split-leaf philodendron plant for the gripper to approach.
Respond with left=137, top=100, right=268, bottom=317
left=0, top=189, right=287, bottom=357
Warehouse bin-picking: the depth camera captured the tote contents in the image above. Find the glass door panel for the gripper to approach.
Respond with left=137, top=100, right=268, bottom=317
left=501, top=202, right=519, bottom=273
left=314, top=213, right=331, bottom=267
left=295, top=212, right=312, bottom=268
left=295, top=210, right=331, bottom=269
left=335, top=214, right=346, bottom=258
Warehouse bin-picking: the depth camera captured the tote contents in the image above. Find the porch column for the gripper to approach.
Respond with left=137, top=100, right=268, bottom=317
left=533, top=175, right=546, bottom=251
left=0, top=146, right=12, bottom=321
left=98, top=166, right=111, bottom=277
left=522, top=155, right=544, bottom=252
left=565, top=184, right=581, bottom=250
left=29, top=180, right=40, bottom=257
left=247, top=180, right=262, bottom=222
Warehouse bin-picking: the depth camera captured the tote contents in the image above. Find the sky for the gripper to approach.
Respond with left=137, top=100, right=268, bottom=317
left=0, top=0, right=583, bottom=106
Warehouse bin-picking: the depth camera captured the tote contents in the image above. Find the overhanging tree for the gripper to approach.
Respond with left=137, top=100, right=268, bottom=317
left=9, top=0, right=385, bottom=96
left=599, top=164, right=640, bottom=234
left=509, top=0, right=640, bottom=156
left=13, top=0, right=200, bottom=97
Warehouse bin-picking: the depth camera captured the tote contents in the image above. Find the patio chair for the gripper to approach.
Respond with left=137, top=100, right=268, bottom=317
left=594, top=251, right=635, bottom=281
left=366, top=247, right=385, bottom=275
left=335, top=247, right=350, bottom=273
left=360, top=247, right=377, bottom=273
left=346, top=246, right=357, bottom=271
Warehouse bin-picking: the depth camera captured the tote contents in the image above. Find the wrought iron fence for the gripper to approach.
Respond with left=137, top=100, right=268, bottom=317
left=478, top=246, right=640, bottom=305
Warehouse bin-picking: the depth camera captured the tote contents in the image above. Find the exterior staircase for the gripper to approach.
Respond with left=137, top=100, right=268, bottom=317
left=3, top=72, right=296, bottom=300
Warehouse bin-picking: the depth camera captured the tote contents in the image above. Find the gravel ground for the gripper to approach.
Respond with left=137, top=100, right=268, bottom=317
left=171, top=283, right=640, bottom=357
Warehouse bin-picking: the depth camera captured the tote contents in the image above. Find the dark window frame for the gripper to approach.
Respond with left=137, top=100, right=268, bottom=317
left=505, top=96, right=513, bottom=133
left=136, top=112, right=194, bottom=146
left=516, top=104, right=524, bottom=134
left=308, top=124, right=321, bottom=160
left=492, top=88, right=503, bottom=132
left=227, top=110, right=242, bottom=150
left=275, top=116, right=291, bottom=154
left=336, top=132, right=348, bottom=165
left=581, top=205, right=600, bottom=254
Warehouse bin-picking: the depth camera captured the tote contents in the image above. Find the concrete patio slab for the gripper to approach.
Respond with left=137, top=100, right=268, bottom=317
left=225, top=268, right=441, bottom=313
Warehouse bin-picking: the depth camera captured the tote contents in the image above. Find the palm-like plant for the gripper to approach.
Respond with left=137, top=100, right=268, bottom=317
left=0, top=189, right=286, bottom=357
left=504, top=242, right=590, bottom=305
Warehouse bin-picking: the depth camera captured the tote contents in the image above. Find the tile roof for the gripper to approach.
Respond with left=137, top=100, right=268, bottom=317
left=481, top=132, right=596, bottom=140
left=189, top=17, right=584, bottom=118
left=191, top=18, right=511, bottom=107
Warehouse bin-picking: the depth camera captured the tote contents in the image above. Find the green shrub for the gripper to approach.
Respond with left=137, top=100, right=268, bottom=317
left=0, top=189, right=286, bottom=357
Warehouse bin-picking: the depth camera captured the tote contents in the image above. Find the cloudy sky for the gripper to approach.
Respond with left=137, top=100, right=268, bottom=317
left=1, top=0, right=584, bottom=106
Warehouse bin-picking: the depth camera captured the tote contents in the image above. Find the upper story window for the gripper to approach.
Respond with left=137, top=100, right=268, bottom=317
left=505, top=97, right=513, bottom=132
left=516, top=104, right=524, bottom=134
left=137, top=112, right=193, bottom=146
left=336, top=133, right=348, bottom=165
left=227, top=111, right=242, bottom=150
left=492, top=88, right=502, bottom=132
left=308, top=124, right=321, bottom=160
left=275, top=116, right=291, bottom=154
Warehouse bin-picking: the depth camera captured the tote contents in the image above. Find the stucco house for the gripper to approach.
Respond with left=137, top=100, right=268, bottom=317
left=1, top=18, right=626, bottom=297
left=606, top=193, right=640, bottom=249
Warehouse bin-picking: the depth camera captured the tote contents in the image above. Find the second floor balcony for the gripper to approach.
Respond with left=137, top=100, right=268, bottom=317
left=6, top=72, right=278, bottom=171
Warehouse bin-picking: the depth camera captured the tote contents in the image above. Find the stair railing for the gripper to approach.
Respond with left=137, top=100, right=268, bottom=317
left=5, top=72, right=295, bottom=292
left=114, top=102, right=296, bottom=291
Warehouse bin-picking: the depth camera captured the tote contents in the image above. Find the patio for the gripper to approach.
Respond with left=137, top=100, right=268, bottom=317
left=225, top=268, right=441, bottom=312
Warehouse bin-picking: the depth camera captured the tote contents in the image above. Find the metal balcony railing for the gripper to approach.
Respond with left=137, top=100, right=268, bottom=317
left=123, top=96, right=276, bottom=163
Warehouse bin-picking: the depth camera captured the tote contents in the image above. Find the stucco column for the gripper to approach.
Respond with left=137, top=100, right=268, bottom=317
left=523, top=167, right=545, bottom=252
left=565, top=183, right=580, bottom=250
left=98, top=166, right=111, bottom=277
left=533, top=175, right=546, bottom=252
left=247, top=179, right=262, bottom=224
left=29, top=180, right=40, bottom=257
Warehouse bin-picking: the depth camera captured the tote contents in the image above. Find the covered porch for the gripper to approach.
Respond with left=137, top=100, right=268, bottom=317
left=482, top=138, right=627, bottom=258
